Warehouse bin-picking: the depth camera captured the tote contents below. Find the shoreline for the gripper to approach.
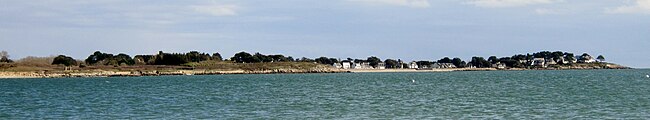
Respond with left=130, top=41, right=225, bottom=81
left=0, top=67, right=633, bottom=79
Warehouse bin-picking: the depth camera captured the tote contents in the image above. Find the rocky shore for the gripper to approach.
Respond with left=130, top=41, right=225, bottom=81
left=1, top=65, right=633, bottom=79
left=0, top=68, right=348, bottom=79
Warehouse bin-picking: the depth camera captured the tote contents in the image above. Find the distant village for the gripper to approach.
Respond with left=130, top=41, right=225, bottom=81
left=1, top=50, right=607, bottom=70
left=330, top=51, right=604, bottom=70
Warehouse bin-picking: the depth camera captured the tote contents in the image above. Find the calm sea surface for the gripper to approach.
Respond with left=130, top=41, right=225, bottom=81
left=1, top=69, right=650, bottom=119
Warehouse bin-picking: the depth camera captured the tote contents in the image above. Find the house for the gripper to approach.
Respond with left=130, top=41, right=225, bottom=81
left=531, top=58, right=546, bottom=67
left=342, top=62, right=352, bottom=69
left=409, top=61, right=419, bottom=69
left=491, top=62, right=507, bottom=69
left=332, top=63, right=343, bottom=69
left=579, top=56, right=596, bottom=63
left=557, top=57, right=568, bottom=64
left=377, top=62, right=386, bottom=69
left=466, top=65, right=476, bottom=68
left=432, top=63, right=457, bottom=69
left=360, top=62, right=372, bottom=69
left=546, top=58, right=557, bottom=65
left=352, top=62, right=362, bottom=69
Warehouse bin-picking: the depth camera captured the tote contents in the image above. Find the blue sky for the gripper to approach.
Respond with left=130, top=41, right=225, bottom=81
left=1, top=0, right=649, bottom=67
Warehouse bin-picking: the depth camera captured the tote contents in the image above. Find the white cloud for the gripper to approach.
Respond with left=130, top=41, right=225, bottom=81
left=192, top=4, right=239, bottom=16
left=606, top=0, right=650, bottom=14
left=348, top=0, right=431, bottom=8
left=465, top=0, right=562, bottom=8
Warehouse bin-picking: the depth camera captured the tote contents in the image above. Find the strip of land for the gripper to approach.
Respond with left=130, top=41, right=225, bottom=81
left=0, top=50, right=632, bottom=79
left=0, top=62, right=631, bottom=79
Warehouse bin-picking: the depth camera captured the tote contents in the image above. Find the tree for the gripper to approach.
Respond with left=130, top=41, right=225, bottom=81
left=354, top=59, right=365, bottom=63
left=269, top=55, right=292, bottom=62
left=564, top=53, right=575, bottom=64
left=416, top=61, right=433, bottom=67
left=114, top=54, right=135, bottom=65
left=451, top=58, right=464, bottom=68
left=155, top=53, right=189, bottom=65
left=315, top=57, right=334, bottom=65
left=488, top=56, right=499, bottom=64
left=0, top=56, right=12, bottom=63
left=384, top=59, right=399, bottom=69
left=579, top=53, right=592, bottom=61
left=212, top=53, right=223, bottom=61
left=437, top=57, right=452, bottom=63
left=597, top=55, right=605, bottom=62
left=329, top=58, right=340, bottom=64
left=551, top=51, right=564, bottom=61
left=469, top=57, right=490, bottom=68
left=231, top=52, right=259, bottom=63
left=297, top=57, right=314, bottom=62
left=84, top=51, right=138, bottom=66
left=0, top=51, right=11, bottom=63
left=254, top=53, right=272, bottom=62
left=366, top=56, right=382, bottom=68
left=186, top=51, right=211, bottom=62
left=52, top=55, right=77, bottom=66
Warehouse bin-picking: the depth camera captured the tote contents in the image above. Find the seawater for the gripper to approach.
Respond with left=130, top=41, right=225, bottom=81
left=1, top=69, right=650, bottom=119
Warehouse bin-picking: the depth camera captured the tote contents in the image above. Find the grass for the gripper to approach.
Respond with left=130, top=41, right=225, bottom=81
left=184, top=61, right=329, bottom=71
left=1, top=60, right=332, bottom=72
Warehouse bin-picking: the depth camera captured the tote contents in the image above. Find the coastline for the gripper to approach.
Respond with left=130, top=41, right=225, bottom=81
left=0, top=66, right=632, bottom=79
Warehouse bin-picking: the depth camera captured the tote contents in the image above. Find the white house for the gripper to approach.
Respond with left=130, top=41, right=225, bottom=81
left=342, top=62, right=352, bottom=69
left=432, top=63, right=457, bottom=69
left=578, top=54, right=596, bottom=63
left=377, top=62, right=386, bottom=69
left=332, top=63, right=343, bottom=69
left=546, top=58, right=557, bottom=65
left=352, top=62, right=362, bottom=69
left=409, top=62, right=419, bottom=69
left=532, top=58, right=546, bottom=67
left=491, top=62, right=506, bottom=69
left=360, top=62, right=372, bottom=69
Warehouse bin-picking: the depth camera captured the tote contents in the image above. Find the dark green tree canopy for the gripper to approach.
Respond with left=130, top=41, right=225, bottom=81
left=416, top=61, right=433, bottom=67
left=52, top=55, right=77, bottom=66
left=384, top=59, right=399, bottom=68
left=451, top=58, right=465, bottom=68
left=315, top=57, right=335, bottom=65
left=212, top=53, right=223, bottom=61
left=488, top=56, right=499, bottom=64
left=597, top=55, right=605, bottom=61
left=469, top=57, right=490, bottom=68
left=366, top=56, right=382, bottom=67
left=437, top=57, right=452, bottom=63
left=231, top=52, right=259, bottom=63
left=85, top=51, right=135, bottom=66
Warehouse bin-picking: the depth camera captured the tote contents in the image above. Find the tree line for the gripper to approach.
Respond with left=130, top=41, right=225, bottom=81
left=1, top=50, right=607, bottom=69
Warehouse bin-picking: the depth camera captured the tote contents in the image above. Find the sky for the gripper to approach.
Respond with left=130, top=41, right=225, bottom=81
left=1, top=0, right=649, bottom=68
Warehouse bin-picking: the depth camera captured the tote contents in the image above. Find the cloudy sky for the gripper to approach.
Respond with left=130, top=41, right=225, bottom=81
left=1, top=0, right=649, bottom=67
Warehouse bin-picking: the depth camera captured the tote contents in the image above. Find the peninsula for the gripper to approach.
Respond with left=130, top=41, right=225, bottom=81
left=0, top=50, right=631, bottom=78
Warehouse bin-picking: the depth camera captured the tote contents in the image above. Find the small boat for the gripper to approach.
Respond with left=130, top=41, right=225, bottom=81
left=646, top=75, right=649, bottom=78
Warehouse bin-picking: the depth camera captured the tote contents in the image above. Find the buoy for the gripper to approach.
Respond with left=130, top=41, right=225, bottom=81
left=646, top=75, right=649, bottom=78
left=412, top=80, right=415, bottom=83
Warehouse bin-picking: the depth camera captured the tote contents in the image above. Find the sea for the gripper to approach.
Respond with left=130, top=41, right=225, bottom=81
left=1, top=69, right=650, bottom=119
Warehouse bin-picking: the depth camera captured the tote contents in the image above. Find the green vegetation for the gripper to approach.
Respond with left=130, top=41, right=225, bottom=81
left=0, top=49, right=629, bottom=73
left=85, top=51, right=135, bottom=66
left=597, top=55, right=605, bottom=62
left=230, top=52, right=294, bottom=63
left=184, top=60, right=328, bottom=71
left=384, top=59, right=400, bottom=68
left=52, top=55, right=77, bottom=66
